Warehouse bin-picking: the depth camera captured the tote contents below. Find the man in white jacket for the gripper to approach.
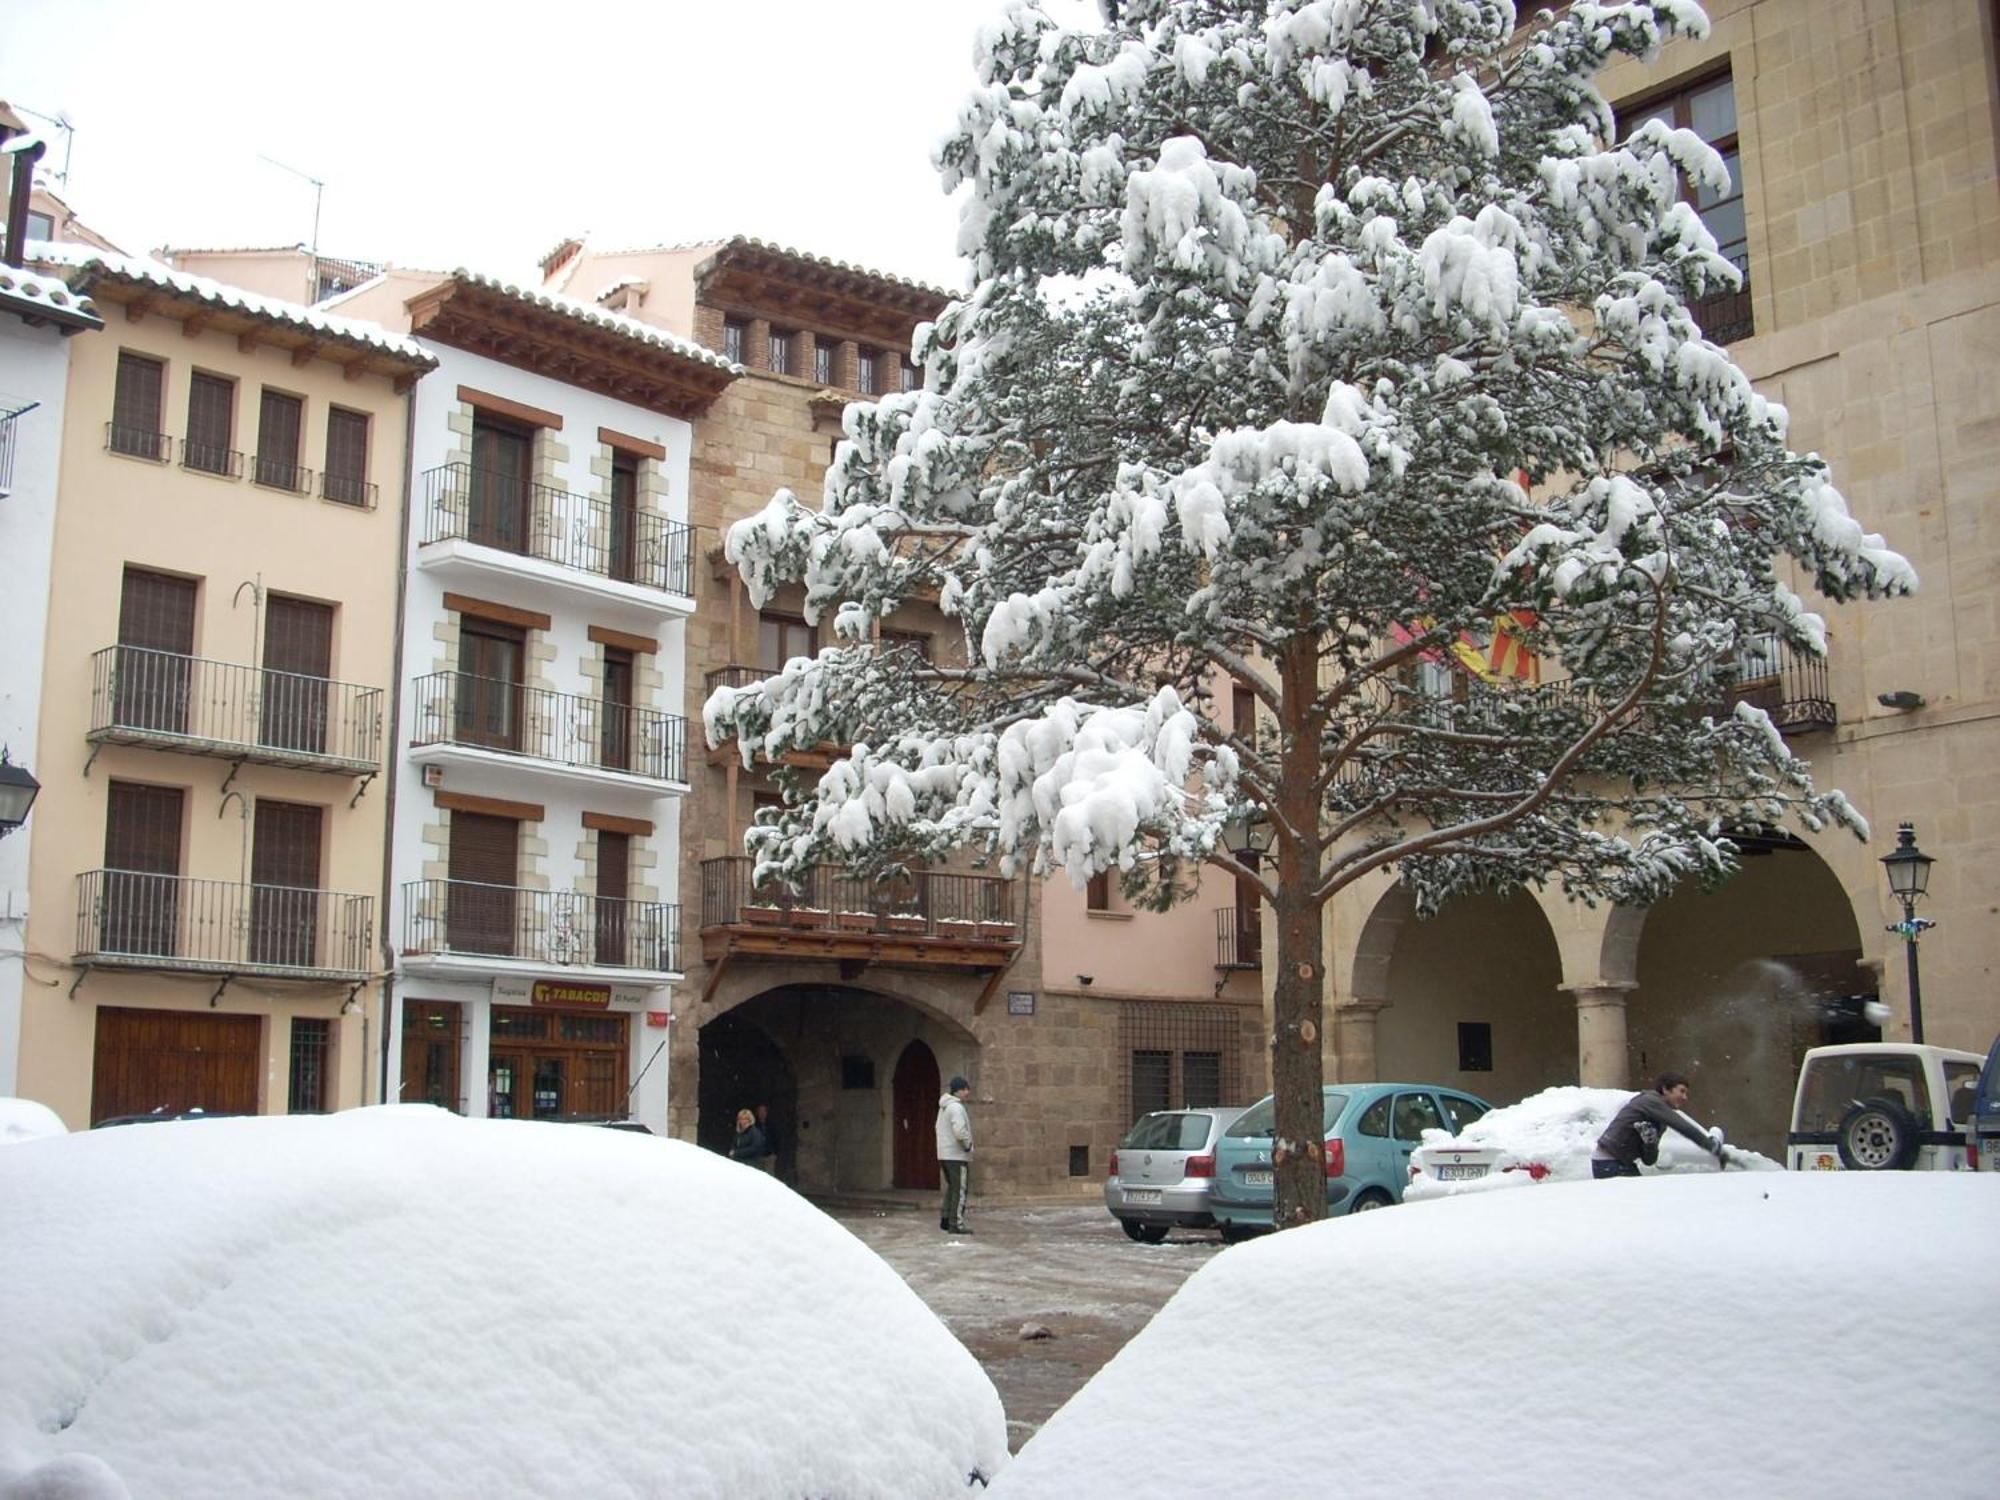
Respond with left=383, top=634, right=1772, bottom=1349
left=936, top=1076, right=974, bottom=1234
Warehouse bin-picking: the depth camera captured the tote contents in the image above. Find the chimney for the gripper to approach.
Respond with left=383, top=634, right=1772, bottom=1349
left=2, top=127, right=46, bottom=269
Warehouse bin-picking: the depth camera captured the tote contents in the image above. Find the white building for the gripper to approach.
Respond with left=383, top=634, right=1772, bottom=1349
left=0, top=257, right=100, bottom=1097
left=334, top=268, right=737, bottom=1129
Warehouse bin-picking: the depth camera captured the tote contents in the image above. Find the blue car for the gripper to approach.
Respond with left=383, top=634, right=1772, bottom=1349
left=1209, top=1083, right=1491, bottom=1236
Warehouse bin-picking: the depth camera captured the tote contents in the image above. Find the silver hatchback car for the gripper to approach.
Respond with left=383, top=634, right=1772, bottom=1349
left=1105, top=1106, right=1252, bottom=1243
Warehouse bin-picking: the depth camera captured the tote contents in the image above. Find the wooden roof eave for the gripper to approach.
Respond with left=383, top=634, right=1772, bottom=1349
left=407, top=281, right=735, bottom=420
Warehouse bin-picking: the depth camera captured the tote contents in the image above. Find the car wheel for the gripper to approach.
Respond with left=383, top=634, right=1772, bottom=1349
left=1136, top=1224, right=1169, bottom=1245
left=1349, top=1189, right=1392, bottom=1212
left=1119, top=1218, right=1146, bottom=1242
left=1837, top=1096, right=1921, bottom=1171
left=1218, top=1223, right=1257, bottom=1244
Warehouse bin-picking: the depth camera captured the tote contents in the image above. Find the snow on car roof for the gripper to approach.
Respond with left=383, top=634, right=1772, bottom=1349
left=0, top=1097, right=66, bottom=1145
left=988, top=1173, right=1998, bottom=1497
left=0, top=1107, right=1005, bottom=1496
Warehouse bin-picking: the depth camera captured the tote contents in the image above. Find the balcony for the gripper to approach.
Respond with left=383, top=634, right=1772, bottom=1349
left=417, top=462, right=695, bottom=620
left=1723, top=634, right=1835, bottom=733
left=87, top=646, right=383, bottom=776
left=408, top=672, right=688, bottom=796
left=73, top=870, right=374, bottom=982
left=700, top=857, right=1022, bottom=981
left=1215, top=906, right=1262, bottom=970
left=702, top=664, right=842, bottom=770
left=400, top=880, right=682, bottom=982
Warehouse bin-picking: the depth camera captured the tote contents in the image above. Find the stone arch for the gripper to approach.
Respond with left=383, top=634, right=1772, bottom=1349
left=1626, top=834, right=1873, bottom=1156
left=697, top=978, right=981, bottom=1194
left=1347, top=882, right=1418, bottom=1005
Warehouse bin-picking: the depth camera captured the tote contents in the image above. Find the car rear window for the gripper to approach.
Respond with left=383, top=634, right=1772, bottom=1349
left=1943, top=1061, right=1978, bottom=1124
left=1442, top=1095, right=1487, bottom=1132
left=1226, top=1093, right=1349, bottom=1139
left=1795, top=1053, right=1933, bottom=1132
left=1120, top=1113, right=1214, bottom=1151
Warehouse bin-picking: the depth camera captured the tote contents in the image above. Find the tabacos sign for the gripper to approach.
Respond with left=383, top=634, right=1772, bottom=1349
left=491, top=976, right=618, bottom=1008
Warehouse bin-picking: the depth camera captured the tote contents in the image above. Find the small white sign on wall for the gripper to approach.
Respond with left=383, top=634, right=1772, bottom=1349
left=1007, top=991, right=1036, bottom=1016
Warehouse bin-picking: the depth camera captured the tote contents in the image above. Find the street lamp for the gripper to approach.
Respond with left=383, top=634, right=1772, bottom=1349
left=0, top=749, right=39, bottom=838
left=1224, top=807, right=1277, bottom=863
left=1879, top=821, right=1935, bottom=1044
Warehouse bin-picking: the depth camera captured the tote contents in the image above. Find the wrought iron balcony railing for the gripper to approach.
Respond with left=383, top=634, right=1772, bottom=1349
left=1722, top=633, right=1834, bottom=732
left=1215, top=906, right=1262, bottom=969
left=253, top=454, right=314, bottom=493
left=88, top=645, right=384, bottom=773
left=106, top=421, right=169, bottom=462
left=401, top=879, right=681, bottom=973
left=181, top=438, right=244, bottom=479
left=409, top=671, right=687, bottom=784
left=420, top=461, right=694, bottom=596
left=704, top=663, right=780, bottom=695
left=700, top=857, right=1022, bottom=943
left=74, top=870, right=374, bottom=979
left=320, top=470, right=377, bottom=509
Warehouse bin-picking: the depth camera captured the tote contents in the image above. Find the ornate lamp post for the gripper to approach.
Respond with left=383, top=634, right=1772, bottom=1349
left=1879, top=822, right=1935, bottom=1044
left=0, top=748, right=39, bottom=839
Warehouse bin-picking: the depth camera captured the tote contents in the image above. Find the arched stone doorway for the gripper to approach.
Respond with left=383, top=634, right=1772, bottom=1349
left=698, top=1008, right=797, bottom=1174
left=701, top=981, right=977, bottom=1194
left=1628, top=837, right=1872, bottom=1156
left=891, top=1039, right=941, bottom=1189
left=1353, top=885, right=1568, bottom=1107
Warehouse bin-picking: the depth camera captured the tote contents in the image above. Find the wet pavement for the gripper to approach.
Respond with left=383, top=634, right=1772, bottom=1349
left=828, top=1197, right=1227, bottom=1452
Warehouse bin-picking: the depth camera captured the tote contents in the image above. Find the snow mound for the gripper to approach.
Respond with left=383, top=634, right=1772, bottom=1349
left=1406, top=1084, right=1779, bottom=1200
left=0, top=1098, right=67, bottom=1146
left=0, top=1108, right=1005, bottom=1499
left=990, top=1174, right=1997, bottom=1498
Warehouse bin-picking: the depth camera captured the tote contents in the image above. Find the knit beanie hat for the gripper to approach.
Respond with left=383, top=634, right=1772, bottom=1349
left=948, top=1076, right=970, bottom=1093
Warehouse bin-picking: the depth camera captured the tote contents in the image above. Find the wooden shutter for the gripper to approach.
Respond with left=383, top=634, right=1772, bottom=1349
left=601, top=646, right=633, bottom=771
left=469, top=417, right=532, bottom=551
left=324, top=407, right=370, bottom=505
left=112, top=352, right=164, bottom=456
left=256, top=389, right=303, bottom=487
left=116, top=568, right=197, bottom=734
left=594, top=830, right=631, bottom=965
left=261, top=595, right=334, bottom=755
left=455, top=619, right=525, bottom=750
left=609, top=453, right=639, bottom=583
left=251, top=800, right=323, bottom=968
left=103, top=781, right=184, bottom=958
left=447, top=811, right=519, bottom=955
left=185, top=371, right=236, bottom=474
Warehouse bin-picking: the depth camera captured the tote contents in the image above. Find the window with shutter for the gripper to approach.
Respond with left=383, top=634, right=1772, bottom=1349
left=251, top=799, right=323, bottom=968
left=769, top=328, right=794, bottom=376
left=469, top=416, right=532, bottom=552
left=103, top=781, right=185, bottom=958
left=601, top=646, right=634, bottom=772
left=115, top=568, right=197, bottom=734
left=757, top=612, right=814, bottom=673
left=261, top=595, right=334, bottom=755
left=447, top=811, right=520, bottom=955
left=594, top=830, right=631, bottom=965
left=609, top=453, right=639, bottom=584
left=858, top=348, right=879, bottom=395
left=322, top=407, right=372, bottom=507
left=111, top=352, right=167, bottom=459
left=814, top=341, right=833, bottom=385
left=454, top=618, right=525, bottom=751
left=183, top=371, right=238, bottom=476
left=723, top=318, right=747, bottom=364
left=255, top=389, right=305, bottom=491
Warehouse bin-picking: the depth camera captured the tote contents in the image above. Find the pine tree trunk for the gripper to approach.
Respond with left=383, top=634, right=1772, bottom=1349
left=1270, top=630, right=1328, bottom=1229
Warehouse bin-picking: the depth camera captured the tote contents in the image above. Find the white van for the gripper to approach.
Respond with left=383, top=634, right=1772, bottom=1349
left=1787, top=1043, right=1987, bottom=1172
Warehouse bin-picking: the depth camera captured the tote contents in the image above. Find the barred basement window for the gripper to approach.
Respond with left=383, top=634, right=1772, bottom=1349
left=1069, top=1145, right=1090, bottom=1177
left=289, top=1018, right=331, bottom=1113
left=723, top=318, right=747, bottom=365
left=1119, top=1002, right=1243, bottom=1124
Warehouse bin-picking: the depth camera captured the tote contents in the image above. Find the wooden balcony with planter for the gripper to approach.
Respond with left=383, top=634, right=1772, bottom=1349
left=697, top=856, right=1022, bottom=1004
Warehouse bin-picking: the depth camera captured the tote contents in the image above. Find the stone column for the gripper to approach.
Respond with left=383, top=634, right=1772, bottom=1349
left=1331, top=999, right=1387, bottom=1083
left=1568, top=984, right=1633, bottom=1087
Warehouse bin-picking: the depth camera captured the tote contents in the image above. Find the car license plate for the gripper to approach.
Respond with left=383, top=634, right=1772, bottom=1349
left=1436, top=1164, right=1488, bottom=1182
left=1124, top=1188, right=1161, bottom=1205
left=1243, top=1170, right=1273, bottom=1186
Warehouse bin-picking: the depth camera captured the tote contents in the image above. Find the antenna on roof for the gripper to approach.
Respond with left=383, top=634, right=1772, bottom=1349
left=8, top=103, right=74, bottom=188
left=257, top=153, right=325, bottom=257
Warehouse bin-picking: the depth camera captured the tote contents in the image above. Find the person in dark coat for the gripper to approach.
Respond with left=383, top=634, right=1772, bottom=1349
left=755, top=1102, right=779, bottom=1176
left=1592, top=1073, right=1727, bottom=1178
left=729, top=1107, right=770, bottom=1167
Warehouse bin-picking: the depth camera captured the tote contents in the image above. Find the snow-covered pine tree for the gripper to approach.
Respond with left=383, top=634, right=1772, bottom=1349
left=707, top=0, right=1914, bottom=1227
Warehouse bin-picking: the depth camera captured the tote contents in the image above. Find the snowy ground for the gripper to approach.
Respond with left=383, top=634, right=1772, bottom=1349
left=831, top=1199, right=1223, bottom=1453
left=0, top=1108, right=1006, bottom=1499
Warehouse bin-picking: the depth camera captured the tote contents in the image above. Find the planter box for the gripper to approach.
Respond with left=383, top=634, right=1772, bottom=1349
left=976, top=922, right=1018, bottom=943
left=787, top=907, right=830, bottom=930
left=741, top=905, right=786, bottom=926
left=836, top=911, right=878, bottom=932
left=883, top=914, right=927, bottom=935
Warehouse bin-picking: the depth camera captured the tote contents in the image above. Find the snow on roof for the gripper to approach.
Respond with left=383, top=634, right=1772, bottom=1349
left=591, top=233, right=953, bottom=302
left=989, top=1173, right=1998, bottom=1497
left=0, top=262, right=100, bottom=324
left=30, top=242, right=434, bottom=365
left=595, top=274, right=650, bottom=302
left=444, top=267, right=740, bottom=373
left=1, top=1107, right=1008, bottom=1496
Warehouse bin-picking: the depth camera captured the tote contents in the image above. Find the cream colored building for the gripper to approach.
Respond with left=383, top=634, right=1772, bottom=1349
left=16, top=248, right=431, bottom=1127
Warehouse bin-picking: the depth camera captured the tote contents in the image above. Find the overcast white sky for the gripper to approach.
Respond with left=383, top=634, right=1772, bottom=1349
left=0, top=0, right=1098, bottom=292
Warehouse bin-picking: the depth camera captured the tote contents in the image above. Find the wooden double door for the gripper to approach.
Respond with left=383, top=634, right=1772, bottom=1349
left=91, top=1007, right=261, bottom=1124
left=486, top=1006, right=629, bottom=1121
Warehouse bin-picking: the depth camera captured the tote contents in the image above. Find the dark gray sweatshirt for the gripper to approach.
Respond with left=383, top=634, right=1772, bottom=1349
left=1595, top=1091, right=1715, bottom=1167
